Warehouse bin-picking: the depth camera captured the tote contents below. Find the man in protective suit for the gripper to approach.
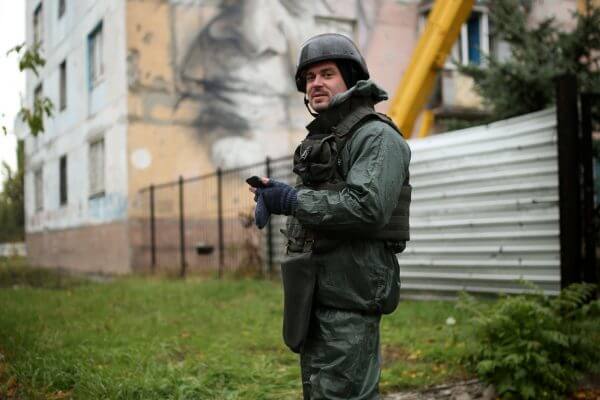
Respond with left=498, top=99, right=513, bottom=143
left=248, top=33, right=411, bottom=399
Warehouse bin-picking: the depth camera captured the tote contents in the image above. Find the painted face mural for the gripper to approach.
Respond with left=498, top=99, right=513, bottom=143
left=171, top=0, right=362, bottom=168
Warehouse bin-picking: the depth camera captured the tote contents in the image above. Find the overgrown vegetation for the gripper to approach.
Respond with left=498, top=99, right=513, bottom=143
left=0, top=259, right=469, bottom=399
left=2, top=259, right=599, bottom=399
left=459, top=283, right=600, bottom=399
left=458, top=0, right=600, bottom=120
left=0, top=141, right=24, bottom=242
left=1, top=42, right=52, bottom=243
left=0, top=257, right=89, bottom=290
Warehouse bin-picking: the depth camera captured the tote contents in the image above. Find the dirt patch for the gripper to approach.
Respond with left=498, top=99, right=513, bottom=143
left=381, top=344, right=412, bottom=367
left=384, top=379, right=492, bottom=400
left=385, top=376, right=600, bottom=400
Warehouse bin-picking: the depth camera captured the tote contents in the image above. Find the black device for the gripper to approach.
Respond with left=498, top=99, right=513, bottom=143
left=246, top=176, right=267, bottom=188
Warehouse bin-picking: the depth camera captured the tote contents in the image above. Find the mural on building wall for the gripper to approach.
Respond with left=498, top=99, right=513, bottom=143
left=168, top=0, right=371, bottom=168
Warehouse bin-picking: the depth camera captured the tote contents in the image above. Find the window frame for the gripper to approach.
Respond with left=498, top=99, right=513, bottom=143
left=88, top=138, right=105, bottom=199
left=418, top=5, right=490, bottom=68
left=59, top=155, right=68, bottom=206
left=34, top=167, right=44, bottom=212
left=33, top=83, right=43, bottom=112
left=58, top=0, right=66, bottom=19
left=87, top=22, right=105, bottom=90
left=59, top=59, right=67, bottom=111
left=33, top=2, right=43, bottom=47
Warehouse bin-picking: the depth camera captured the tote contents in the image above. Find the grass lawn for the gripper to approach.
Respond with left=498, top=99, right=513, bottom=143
left=0, top=257, right=471, bottom=399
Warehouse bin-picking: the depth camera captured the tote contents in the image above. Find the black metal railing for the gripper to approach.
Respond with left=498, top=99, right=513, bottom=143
left=555, top=74, right=599, bottom=287
left=136, top=155, right=294, bottom=278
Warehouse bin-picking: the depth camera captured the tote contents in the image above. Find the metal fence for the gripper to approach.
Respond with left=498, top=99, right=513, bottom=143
left=401, top=109, right=562, bottom=295
left=137, top=156, right=294, bottom=277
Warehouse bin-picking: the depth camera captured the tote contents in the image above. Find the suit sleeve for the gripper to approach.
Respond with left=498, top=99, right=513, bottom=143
left=293, top=123, right=410, bottom=231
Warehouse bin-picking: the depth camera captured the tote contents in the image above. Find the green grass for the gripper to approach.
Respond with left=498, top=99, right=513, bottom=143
left=0, top=257, right=471, bottom=399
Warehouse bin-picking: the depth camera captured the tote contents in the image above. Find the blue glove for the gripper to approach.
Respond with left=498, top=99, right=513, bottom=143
left=254, top=192, right=271, bottom=229
left=252, top=180, right=298, bottom=229
left=259, top=180, right=298, bottom=216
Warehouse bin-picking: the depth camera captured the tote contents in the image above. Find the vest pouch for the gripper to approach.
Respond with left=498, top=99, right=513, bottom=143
left=293, top=135, right=338, bottom=184
left=380, top=251, right=401, bottom=314
left=284, top=216, right=310, bottom=253
left=281, top=251, right=318, bottom=353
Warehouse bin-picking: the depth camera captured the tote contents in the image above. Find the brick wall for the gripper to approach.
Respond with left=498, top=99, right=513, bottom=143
left=26, top=221, right=130, bottom=274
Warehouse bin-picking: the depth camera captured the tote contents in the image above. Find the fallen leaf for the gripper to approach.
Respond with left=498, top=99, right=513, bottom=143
left=7, top=376, right=17, bottom=389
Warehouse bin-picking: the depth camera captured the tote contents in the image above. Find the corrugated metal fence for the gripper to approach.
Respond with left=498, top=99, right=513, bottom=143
left=399, top=109, right=560, bottom=295
left=270, top=109, right=561, bottom=295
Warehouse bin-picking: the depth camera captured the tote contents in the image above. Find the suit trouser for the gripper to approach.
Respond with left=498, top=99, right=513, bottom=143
left=300, top=307, right=382, bottom=400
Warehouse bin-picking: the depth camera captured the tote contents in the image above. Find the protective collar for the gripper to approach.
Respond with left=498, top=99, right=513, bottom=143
left=306, top=80, right=389, bottom=133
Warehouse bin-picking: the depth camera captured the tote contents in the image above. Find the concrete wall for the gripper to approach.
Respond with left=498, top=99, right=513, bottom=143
left=124, top=0, right=419, bottom=200
left=367, top=1, right=419, bottom=114
left=23, top=0, right=129, bottom=271
left=529, top=0, right=579, bottom=29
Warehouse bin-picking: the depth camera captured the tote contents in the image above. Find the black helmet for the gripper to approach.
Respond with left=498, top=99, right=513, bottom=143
left=295, top=33, right=369, bottom=93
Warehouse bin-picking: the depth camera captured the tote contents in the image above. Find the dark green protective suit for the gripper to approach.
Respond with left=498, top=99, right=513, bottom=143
left=282, top=80, right=411, bottom=399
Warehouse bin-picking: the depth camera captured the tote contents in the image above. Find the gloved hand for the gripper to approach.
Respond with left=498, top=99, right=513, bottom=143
left=252, top=180, right=298, bottom=229
left=259, top=180, right=298, bottom=216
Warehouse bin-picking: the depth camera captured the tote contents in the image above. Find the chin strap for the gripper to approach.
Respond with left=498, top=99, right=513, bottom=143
left=304, top=96, right=319, bottom=117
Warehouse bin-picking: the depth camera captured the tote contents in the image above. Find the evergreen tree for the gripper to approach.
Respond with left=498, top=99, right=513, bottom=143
left=0, top=140, right=24, bottom=242
left=458, top=0, right=600, bottom=119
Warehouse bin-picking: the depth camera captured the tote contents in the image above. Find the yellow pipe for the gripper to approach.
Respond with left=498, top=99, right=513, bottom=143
left=388, top=0, right=474, bottom=137
left=578, top=0, right=600, bottom=13
left=417, top=109, right=435, bottom=138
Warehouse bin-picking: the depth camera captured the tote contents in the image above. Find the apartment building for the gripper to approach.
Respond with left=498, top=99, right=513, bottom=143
left=19, top=0, right=581, bottom=273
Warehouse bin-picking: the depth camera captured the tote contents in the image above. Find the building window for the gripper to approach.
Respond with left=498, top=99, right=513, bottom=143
left=419, top=7, right=490, bottom=67
left=59, top=60, right=67, bottom=111
left=89, top=139, right=105, bottom=198
left=88, top=22, right=104, bottom=89
left=34, top=83, right=43, bottom=107
left=33, top=3, right=43, bottom=47
left=459, top=10, right=489, bottom=66
left=467, top=12, right=481, bottom=64
left=34, top=167, right=43, bottom=211
left=59, top=155, right=68, bottom=205
left=58, top=0, right=66, bottom=19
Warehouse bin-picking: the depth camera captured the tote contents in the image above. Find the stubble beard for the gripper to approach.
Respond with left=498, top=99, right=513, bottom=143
left=309, top=95, right=331, bottom=112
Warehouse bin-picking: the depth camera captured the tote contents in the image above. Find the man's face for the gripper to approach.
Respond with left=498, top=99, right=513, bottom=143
left=305, top=61, right=348, bottom=112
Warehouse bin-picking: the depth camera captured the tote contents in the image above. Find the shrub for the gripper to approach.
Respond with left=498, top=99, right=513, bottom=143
left=458, top=283, right=600, bottom=399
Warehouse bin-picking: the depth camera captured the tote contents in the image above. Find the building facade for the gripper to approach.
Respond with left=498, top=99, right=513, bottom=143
left=19, top=0, right=582, bottom=274
left=22, top=0, right=129, bottom=272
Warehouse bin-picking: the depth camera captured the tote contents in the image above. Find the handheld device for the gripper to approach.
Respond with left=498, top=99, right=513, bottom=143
left=246, top=176, right=266, bottom=188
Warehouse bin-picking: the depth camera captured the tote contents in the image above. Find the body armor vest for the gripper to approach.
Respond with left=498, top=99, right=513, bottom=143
left=289, top=105, right=411, bottom=252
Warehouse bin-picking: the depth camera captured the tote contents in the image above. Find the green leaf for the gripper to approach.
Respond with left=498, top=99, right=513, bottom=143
left=521, top=384, right=536, bottom=399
